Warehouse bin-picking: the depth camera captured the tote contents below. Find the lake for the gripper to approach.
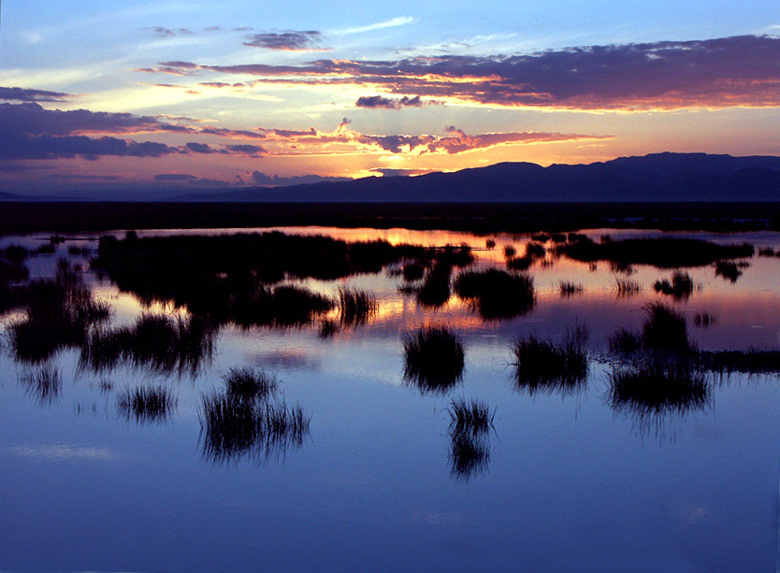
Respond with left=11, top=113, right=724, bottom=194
left=1, top=226, right=779, bottom=572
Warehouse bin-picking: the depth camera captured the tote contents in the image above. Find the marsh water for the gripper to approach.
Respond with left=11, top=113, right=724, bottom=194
left=2, top=226, right=780, bottom=572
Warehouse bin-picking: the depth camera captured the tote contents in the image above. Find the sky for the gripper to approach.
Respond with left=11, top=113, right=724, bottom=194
left=1, top=1, right=779, bottom=196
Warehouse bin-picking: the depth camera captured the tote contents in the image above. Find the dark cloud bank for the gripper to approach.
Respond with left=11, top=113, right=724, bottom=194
left=151, top=35, right=780, bottom=109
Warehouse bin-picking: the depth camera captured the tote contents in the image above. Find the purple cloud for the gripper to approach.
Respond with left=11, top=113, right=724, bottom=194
left=0, top=87, right=75, bottom=103
left=248, top=170, right=350, bottom=186
left=155, top=35, right=780, bottom=110
left=244, top=31, right=324, bottom=51
left=356, top=95, right=425, bottom=109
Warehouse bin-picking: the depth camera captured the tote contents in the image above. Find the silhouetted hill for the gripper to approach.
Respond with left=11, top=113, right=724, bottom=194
left=167, top=153, right=780, bottom=203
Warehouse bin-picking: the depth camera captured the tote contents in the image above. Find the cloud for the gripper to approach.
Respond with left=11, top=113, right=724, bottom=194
left=225, top=144, right=268, bottom=156
left=244, top=31, right=324, bottom=51
left=0, top=102, right=269, bottom=161
left=149, top=27, right=194, bottom=37
left=335, top=17, right=414, bottom=35
left=155, top=173, right=197, bottom=181
left=356, top=95, right=426, bottom=109
left=0, top=87, right=75, bottom=103
left=251, top=118, right=608, bottom=156
left=248, top=171, right=350, bottom=186
left=156, top=35, right=780, bottom=110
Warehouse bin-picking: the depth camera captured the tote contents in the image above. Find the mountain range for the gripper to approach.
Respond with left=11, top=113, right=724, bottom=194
left=3, top=152, right=780, bottom=202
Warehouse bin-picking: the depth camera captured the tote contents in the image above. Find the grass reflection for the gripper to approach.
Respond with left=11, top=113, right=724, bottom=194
left=18, top=364, right=62, bottom=406
left=512, top=325, right=589, bottom=395
left=200, top=368, right=311, bottom=465
left=79, top=313, right=216, bottom=377
left=117, top=385, right=177, bottom=424
left=446, top=398, right=495, bottom=480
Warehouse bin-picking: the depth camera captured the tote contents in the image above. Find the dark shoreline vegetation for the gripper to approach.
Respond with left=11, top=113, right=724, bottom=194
left=5, top=201, right=780, bottom=235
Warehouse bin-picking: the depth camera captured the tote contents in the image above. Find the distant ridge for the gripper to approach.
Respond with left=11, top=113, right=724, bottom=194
left=2, top=153, right=779, bottom=203
left=166, top=153, right=780, bottom=203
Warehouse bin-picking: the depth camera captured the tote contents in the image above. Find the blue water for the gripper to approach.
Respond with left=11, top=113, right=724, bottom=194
left=1, top=228, right=779, bottom=572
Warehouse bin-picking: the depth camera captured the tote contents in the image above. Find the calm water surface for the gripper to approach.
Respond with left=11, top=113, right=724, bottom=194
left=1, top=227, right=780, bottom=572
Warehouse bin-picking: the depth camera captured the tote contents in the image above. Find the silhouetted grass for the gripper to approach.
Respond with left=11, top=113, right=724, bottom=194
left=559, top=237, right=754, bottom=268
left=485, top=238, right=496, bottom=250
left=454, top=268, right=535, bottom=320
left=525, top=242, right=546, bottom=259
left=117, top=385, right=177, bottom=424
left=714, top=261, right=742, bottom=282
left=447, top=398, right=495, bottom=435
left=503, top=245, right=517, bottom=259
left=401, top=261, right=426, bottom=282
left=79, top=313, right=216, bottom=377
left=229, top=284, right=334, bottom=328
left=614, top=278, right=642, bottom=296
left=609, top=328, right=643, bottom=354
left=512, top=325, right=589, bottom=394
left=402, top=326, right=465, bottom=394
left=559, top=281, right=584, bottom=297
left=9, top=260, right=110, bottom=362
left=19, top=364, right=61, bottom=406
left=653, top=271, right=695, bottom=300
left=506, top=255, right=534, bottom=270
left=337, top=287, right=377, bottom=326
left=642, top=302, right=691, bottom=353
left=758, top=247, right=776, bottom=257
left=415, top=262, right=453, bottom=308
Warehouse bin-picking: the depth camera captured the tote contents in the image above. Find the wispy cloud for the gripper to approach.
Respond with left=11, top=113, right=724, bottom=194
left=335, top=17, right=414, bottom=35
left=148, top=35, right=780, bottom=110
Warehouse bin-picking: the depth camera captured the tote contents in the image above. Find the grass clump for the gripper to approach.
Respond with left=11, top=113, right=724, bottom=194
left=609, top=328, right=643, bottom=354
left=402, top=326, right=465, bottom=394
left=337, top=287, right=377, bottom=327
left=714, top=261, right=742, bottom=283
left=653, top=271, right=695, bottom=299
left=454, top=268, right=535, bottom=320
left=117, top=385, right=177, bottom=424
left=414, top=262, right=453, bottom=308
left=512, top=325, right=589, bottom=394
left=9, top=260, right=110, bottom=362
left=447, top=398, right=495, bottom=436
left=641, top=302, right=691, bottom=353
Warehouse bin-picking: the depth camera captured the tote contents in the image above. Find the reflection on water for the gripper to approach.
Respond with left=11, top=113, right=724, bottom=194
left=3, top=227, right=780, bottom=570
left=199, top=368, right=310, bottom=465
left=446, top=398, right=495, bottom=480
left=18, top=364, right=61, bottom=406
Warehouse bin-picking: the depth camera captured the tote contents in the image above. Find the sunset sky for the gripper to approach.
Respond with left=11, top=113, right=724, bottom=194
left=1, top=1, right=779, bottom=196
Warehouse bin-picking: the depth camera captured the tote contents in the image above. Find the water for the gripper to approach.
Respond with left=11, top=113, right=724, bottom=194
left=1, top=228, right=779, bottom=572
